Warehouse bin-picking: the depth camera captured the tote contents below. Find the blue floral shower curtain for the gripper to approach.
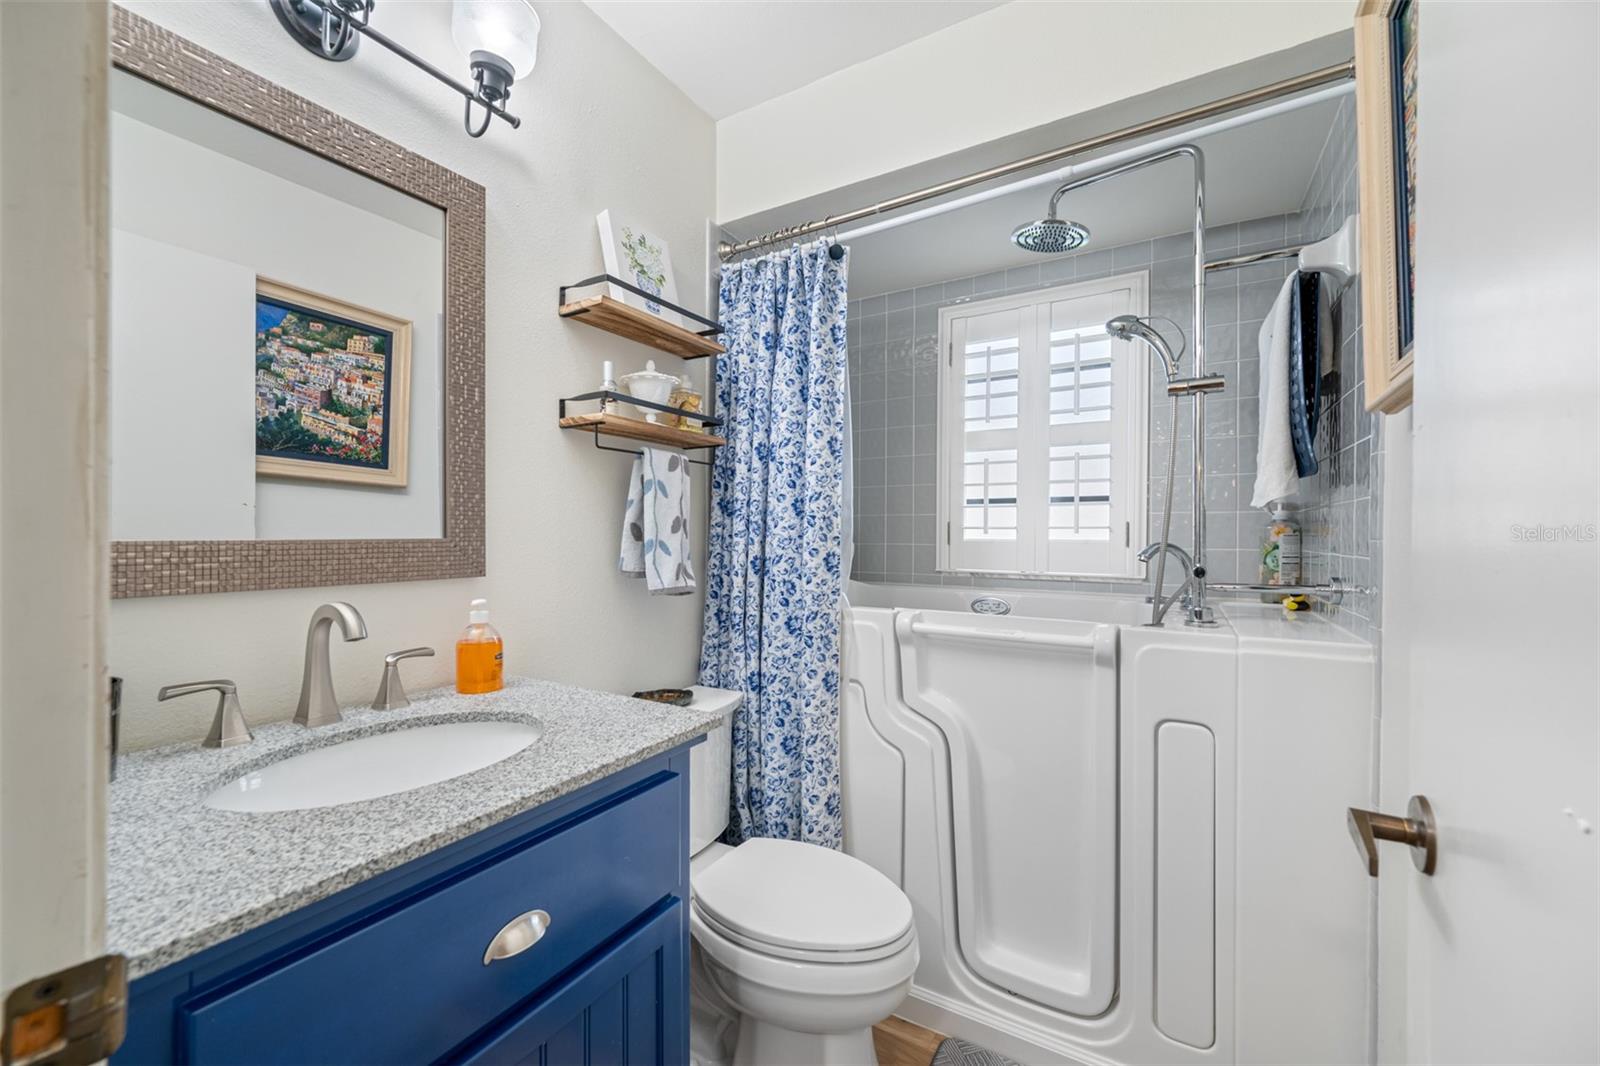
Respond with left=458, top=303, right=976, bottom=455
left=699, top=240, right=848, bottom=849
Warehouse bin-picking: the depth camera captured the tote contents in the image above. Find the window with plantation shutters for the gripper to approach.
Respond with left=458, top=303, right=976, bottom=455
left=936, top=273, right=1150, bottom=578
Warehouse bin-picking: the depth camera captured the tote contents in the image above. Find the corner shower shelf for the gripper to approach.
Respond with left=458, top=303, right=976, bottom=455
left=558, top=275, right=726, bottom=360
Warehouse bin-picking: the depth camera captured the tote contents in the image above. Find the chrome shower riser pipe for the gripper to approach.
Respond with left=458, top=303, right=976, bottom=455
left=1045, top=145, right=1212, bottom=624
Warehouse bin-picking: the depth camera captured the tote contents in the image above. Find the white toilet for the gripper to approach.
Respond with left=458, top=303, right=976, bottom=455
left=686, top=687, right=919, bottom=1066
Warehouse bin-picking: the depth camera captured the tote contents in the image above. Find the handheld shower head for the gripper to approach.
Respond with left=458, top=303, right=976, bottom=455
left=1106, top=314, right=1182, bottom=380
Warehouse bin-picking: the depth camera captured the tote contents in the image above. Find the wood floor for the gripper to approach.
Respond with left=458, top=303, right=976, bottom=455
left=872, top=1015, right=945, bottom=1066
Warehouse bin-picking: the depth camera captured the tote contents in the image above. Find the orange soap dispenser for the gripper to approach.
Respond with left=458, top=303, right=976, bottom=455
left=456, top=597, right=504, bottom=694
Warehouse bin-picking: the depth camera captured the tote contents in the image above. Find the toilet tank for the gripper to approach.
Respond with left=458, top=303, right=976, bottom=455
left=686, top=686, right=741, bottom=854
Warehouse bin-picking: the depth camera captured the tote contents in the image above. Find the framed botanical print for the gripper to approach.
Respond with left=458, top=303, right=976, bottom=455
left=253, top=278, right=412, bottom=487
left=596, top=209, right=683, bottom=329
left=1355, top=0, right=1418, bottom=413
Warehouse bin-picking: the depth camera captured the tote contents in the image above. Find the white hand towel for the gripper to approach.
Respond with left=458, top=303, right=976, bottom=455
left=619, top=447, right=696, bottom=595
left=1250, top=274, right=1301, bottom=509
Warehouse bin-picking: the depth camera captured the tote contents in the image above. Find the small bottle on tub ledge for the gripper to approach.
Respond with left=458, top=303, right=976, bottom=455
left=456, top=598, right=504, bottom=694
left=1260, top=503, right=1303, bottom=608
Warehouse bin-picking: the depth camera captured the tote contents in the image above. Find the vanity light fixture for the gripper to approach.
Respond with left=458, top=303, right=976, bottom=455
left=268, top=0, right=540, bottom=138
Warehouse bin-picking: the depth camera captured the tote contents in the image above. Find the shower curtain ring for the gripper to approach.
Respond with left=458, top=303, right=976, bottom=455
left=825, top=223, right=845, bottom=262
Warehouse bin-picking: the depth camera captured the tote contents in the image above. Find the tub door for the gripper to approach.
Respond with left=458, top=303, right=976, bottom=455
left=894, top=609, right=1118, bottom=1016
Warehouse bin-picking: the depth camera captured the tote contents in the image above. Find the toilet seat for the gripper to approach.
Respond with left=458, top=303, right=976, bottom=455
left=692, top=838, right=913, bottom=958
left=692, top=899, right=918, bottom=964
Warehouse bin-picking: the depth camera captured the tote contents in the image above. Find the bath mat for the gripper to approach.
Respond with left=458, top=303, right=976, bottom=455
left=930, top=1037, right=1022, bottom=1066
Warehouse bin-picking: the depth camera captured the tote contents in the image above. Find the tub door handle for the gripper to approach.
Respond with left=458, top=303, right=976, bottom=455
left=1348, top=796, right=1437, bottom=877
left=907, top=620, right=1096, bottom=649
left=483, top=909, right=551, bottom=965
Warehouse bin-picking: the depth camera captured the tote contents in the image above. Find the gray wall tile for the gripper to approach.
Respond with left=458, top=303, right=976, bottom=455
left=846, top=110, right=1381, bottom=634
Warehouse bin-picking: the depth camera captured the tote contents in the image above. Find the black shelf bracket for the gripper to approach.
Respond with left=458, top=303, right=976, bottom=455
left=558, top=391, right=723, bottom=430
left=558, top=274, right=725, bottom=353
left=588, top=430, right=716, bottom=468
left=559, top=391, right=724, bottom=469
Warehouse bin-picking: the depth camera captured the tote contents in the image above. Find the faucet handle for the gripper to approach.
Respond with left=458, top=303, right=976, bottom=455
left=372, top=647, right=435, bottom=711
left=157, top=679, right=253, bottom=749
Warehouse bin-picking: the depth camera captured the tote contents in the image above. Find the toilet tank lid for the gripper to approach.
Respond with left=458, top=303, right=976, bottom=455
left=687, top=685, right=742, bottom=718
left=693, top=838, right=913, bottom=953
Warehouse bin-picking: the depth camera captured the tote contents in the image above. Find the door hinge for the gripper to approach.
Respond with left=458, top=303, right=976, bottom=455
left=946, top=521, right=951, bottom=545
left=3, top=955, right=127, bottom=1066
left=947, top=340, right=953, bottom=366
left=1125, top=521, right=1131, bottom=547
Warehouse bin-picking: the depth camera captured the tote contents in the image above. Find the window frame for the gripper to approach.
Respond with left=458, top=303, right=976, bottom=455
left=935, top=272, right=1151, bottom=580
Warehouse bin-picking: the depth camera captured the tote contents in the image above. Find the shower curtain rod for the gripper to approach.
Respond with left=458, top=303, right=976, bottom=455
left=717, top=59, right=1355, bottom=260
left=829, top=81, right=1350, bottom=247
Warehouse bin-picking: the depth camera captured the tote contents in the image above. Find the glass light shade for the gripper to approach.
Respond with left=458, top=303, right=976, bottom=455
left=452, top=0, right=541, bottom=81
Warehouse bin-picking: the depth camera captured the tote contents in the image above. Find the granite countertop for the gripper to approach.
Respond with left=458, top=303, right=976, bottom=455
left=108, top=677, right=722, bottom=978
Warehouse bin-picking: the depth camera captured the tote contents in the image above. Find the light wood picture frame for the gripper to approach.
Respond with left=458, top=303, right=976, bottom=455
left=254, top=278, right=412, bottom=488
left=1354, top=0, right=1418, bottom=413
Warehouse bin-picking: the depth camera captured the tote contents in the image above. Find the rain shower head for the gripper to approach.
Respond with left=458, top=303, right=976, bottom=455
left=1106, top=314, right=1181, bottom=380
left=1010, top=214, right=1090, bottom=254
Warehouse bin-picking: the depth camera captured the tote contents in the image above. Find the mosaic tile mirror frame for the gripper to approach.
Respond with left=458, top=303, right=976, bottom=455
left=109, top=7, right=485, bottom=598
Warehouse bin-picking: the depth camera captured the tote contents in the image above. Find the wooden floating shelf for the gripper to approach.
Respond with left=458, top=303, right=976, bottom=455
left=559, top=294, right=726, bottom=360
left=559, top=412, right=726, bottom=450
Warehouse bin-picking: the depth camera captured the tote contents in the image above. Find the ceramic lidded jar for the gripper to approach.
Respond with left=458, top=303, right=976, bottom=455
left=617, top=360, right=680, bottom=423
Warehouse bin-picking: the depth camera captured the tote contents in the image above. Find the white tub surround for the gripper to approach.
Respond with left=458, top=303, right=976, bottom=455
left=109, top=678, right=723, bottom=976
left=841, top=582, right=1374, bottom=1065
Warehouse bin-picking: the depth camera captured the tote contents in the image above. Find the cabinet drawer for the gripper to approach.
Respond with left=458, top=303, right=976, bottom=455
left=181, top=773, right=683, bottom=1064
left=455, top=901, right=687, bottom=1066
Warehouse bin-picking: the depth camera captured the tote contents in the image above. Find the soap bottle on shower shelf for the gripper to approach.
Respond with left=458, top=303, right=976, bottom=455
left=1260, top=504, right=1302, bottom=589
left=456, top=598, right=504, bottom=695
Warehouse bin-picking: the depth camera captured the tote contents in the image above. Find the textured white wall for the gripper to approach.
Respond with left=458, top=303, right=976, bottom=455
left=716, top=0, right=1354, bottom=222
left=112, top=0, right=716, bottom=750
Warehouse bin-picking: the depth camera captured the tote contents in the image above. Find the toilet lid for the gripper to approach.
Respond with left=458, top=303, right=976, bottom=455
left=692, top=838, right=913, bottom=954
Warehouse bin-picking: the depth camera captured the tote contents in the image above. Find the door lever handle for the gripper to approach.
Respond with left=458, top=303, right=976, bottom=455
left=1348, top=795, right=1437, bottom=877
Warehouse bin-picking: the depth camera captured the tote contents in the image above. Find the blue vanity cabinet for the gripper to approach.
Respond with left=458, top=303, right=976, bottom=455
left=114, top=745, right=693, bottom=1066
left=453, top=903, right=684, bottom=1065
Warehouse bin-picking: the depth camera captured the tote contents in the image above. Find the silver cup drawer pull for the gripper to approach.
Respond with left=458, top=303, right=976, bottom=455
left=482, top=909, right=551, bottom=965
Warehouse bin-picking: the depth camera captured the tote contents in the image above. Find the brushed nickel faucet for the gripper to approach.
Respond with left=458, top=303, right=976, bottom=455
left=294, top=602, right=368, bottom=728
left=158, top=679, right=254, bottom=748
left=371, top=647, right=435, bottom=711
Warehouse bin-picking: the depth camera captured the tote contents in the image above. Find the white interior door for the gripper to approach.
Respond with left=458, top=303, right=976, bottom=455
left=1379, top=4, right=1599, bottom=1062
left=0, top=0, right=112, bottom=1046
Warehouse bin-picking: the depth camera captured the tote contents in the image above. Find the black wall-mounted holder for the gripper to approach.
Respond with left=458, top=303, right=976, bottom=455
left=558, top=275, right=726, bottom=352
left=559, top=391, right=724, bottom=468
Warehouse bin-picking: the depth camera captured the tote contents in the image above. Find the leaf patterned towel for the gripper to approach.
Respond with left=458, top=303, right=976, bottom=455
left=619, top=447, right=695, bottom=595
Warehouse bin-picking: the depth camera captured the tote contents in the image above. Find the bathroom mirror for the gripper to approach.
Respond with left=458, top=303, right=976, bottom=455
left=109, top=9, right=484, bottom=597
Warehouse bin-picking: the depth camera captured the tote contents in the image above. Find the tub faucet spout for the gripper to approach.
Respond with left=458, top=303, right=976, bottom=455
left=1139, top=542, right=1208, bottom=627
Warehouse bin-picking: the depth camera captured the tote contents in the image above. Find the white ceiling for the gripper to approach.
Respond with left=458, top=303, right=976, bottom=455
left=581, top=0, right=1008, bottom=119
left=842, top=97, right=1343, bottom=297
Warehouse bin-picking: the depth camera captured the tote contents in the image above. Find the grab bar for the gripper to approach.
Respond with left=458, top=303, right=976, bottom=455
left=907, top=620, right=1098, bottom=650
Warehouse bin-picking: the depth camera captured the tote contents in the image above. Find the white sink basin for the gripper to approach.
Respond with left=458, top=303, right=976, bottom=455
left=204, top=720, right=543, bottom=813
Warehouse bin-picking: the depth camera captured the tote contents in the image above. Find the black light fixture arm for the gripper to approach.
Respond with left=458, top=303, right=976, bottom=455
left=271, top=0, right=522, bottom=135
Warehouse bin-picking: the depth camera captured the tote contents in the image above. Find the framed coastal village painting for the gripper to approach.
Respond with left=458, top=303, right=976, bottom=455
left=253, top=278, right=412, bottom=487
left=1354, top=0, right=1418, bottom=413
left=597, top=209, right=683, bottom=328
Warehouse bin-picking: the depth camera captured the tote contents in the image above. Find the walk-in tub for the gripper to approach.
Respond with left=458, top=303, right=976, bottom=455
left=840, top=581, right=1376, bottom=1065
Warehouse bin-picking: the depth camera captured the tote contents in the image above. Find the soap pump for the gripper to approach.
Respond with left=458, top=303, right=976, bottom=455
left=456, top=598, right=504, bottom=694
